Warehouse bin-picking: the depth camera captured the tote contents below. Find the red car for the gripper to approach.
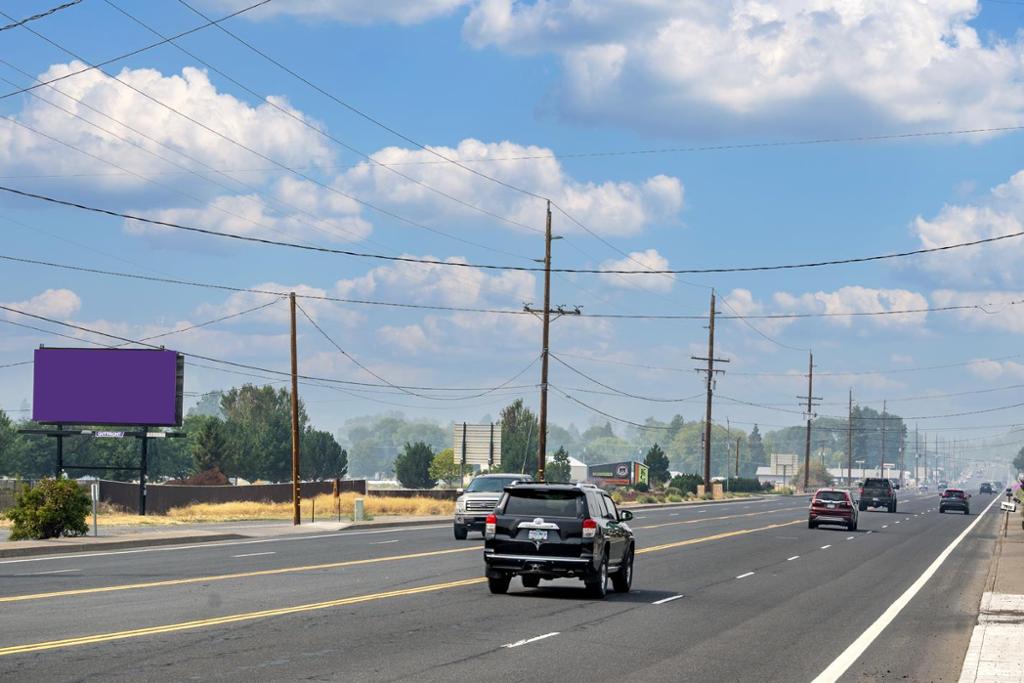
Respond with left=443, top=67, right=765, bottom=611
left=809, top=488, right=859, bottom=530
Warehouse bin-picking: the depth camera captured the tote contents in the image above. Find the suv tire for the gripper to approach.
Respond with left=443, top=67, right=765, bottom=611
left=453, top=523, right=468, bottom=540
left=939, top=507, right=945, bottom=513
left=488, top=573, right=511, bottom=594
left=586, top=554, right=609, bottom=599
left=848, top=519, right=857, bottom=531
left=889, top=502, right=897, bottom=513
left=858, top=503, right=866, bottom=512
left=611, top=547, right=633, bottom=594
left=808, top=519, right=817, bottom=529
left=521, top=575, right=540, bottom=588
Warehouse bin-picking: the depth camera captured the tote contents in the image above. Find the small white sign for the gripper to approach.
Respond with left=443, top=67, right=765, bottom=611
left=90, top=482, right=99, bottom=503
left=96, top=431, right=125, bottom=438
left=1001, top=501, right=1017, bottom=513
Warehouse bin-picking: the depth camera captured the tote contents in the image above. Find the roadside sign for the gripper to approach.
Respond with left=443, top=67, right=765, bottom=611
left=453, top=422, right=501, bottom=467
left=90, top=482, right=99, bottom=502
left=1001, top=501, right=1017, bottom=513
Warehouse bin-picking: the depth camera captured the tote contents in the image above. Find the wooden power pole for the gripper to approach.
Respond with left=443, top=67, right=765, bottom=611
left=797, top=352, right=821, bottom=491
left=847, top=389, right=853, bottom=488
left=525, top=201, right=579, bottom=482
left=289, top=292, right=301, bottom=526
left=693, top=291, right=728, bottom=490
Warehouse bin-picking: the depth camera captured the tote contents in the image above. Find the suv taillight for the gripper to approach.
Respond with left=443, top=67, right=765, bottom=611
left=859, top=487, right=864, bottom=497
left=485, top=514, right=496, bottom=538
left=582, top=518, right=597, bottom=539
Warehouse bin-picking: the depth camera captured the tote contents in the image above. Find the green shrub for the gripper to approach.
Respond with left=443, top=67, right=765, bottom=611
left=4, top=478, right=90, bottom=540
left=664, top=487, right=682, bottom=497
left=633, top=482, right=649, bottom=493
left=726, top=477, right=765, bottom=493
left=667, top=494, right=683, bottom=503
left=639, top=494, right=659, bottom=504
left=610, top=490, right=625, bottom=504
left=670, top=473, right=703, bottom=495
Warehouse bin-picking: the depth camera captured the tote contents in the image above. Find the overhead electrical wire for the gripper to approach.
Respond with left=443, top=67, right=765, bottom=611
left=0, top=0, right=82, bottom=32
left=0, top=1, right=271, bottom=102
left=3, top=184, right=1021, bottom=276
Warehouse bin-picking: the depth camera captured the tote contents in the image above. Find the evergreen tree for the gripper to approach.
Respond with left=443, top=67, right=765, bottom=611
left=547, top=447, right=572, bottom=483
left=644, top=443, right=671, bottom=485
left=394, top=441, right=435, bottom=489
left=747, top=424, right=767, bottom=470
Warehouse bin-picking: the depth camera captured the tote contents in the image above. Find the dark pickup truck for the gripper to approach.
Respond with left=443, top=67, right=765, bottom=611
left=483, top=483, right=634, bottom=599
left=859, top=477, right=898, bottom=513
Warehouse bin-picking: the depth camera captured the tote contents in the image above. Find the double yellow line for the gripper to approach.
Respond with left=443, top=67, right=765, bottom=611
left=0, top=518, right=802, bottom=657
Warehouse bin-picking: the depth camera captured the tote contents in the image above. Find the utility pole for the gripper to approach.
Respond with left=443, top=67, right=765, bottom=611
left=898, top=423, right=905, bottom=489
left=735, top=436, right=741, bottom=480
left=881, top=399, right=887, bottom=477
left=693, top=290, right=729, bottom=490
left=847, top=389, right=853, bottom=488
left=524, top=201, right=579, bottom=482
left=797, top=352, right=821, bottom=491
left=289, top=292, right=301, bottom=526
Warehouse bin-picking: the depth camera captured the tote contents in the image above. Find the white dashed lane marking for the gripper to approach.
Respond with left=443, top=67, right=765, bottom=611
left=652, top=595, right=684, bottom=605
left=232, top=552, right=276, bottom=558
left=736, top=572, right=755, bottom=579
left=503, top=632, right=560, bottom=648
left=787, top=555, right=800, bottom=561
left=821, top=545, right=832, bottom=550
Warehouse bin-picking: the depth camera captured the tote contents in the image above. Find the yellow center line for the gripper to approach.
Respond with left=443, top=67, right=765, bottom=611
left=0, top=518, right=802, bottom=656
left=0, top=546, right=479, bottom=604
left=635, top=506, right=804, bottom=530
left=637, top=519, right=802, bottom=554
left=0, top=577, right=488, bottom=657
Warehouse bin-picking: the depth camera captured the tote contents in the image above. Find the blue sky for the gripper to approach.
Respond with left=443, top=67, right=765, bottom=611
left=2, top=0, right=1024, bottom=449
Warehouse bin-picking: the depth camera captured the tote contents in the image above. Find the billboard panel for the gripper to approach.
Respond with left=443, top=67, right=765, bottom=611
left=588, top=460, right=642, bottom=486
left=33, top=348, right=184, bottom=426
left=452, top=423, right=501, bottom=466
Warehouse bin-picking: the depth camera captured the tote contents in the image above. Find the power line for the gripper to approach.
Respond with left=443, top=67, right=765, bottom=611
left=550, top=353, right=705, bottom=403
left=0, top=303, right=548, bottom=394
left=295, top=300, right=541, bottom=401
left=0, top=13, right=530, bottom=263
left=5, top=184, right=1021, bottom=276
left=0, top=0, right=81, bottom=32
left=104, top=0, right=545, bottom=238
left=0, top=1, right=271, bottom=101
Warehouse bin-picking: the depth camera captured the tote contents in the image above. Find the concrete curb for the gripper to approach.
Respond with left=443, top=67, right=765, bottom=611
left=619, top=495, right=807, bottom=510
left=304, top=518, right=448, bottom=532
left=0, top=533, right=247, bottom=558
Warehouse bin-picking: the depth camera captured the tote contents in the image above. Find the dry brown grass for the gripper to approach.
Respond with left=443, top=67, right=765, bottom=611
left=166, top=492, right=453, bottom=523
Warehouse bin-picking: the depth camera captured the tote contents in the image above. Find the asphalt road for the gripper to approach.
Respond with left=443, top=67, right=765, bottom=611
left=0, top=491, right=1002, bottom=682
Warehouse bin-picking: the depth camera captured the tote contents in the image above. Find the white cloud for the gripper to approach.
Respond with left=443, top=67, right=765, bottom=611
left=774, top=286, right=929, bottom=327
left=376, top=324, right=435, bottom=355
left=338, top=139, right=683, bottom=237
left=202, top=0, right=469, bottom=25
left=335, top=255, right=536, bottom=306
left=196, top=282, right=363, bottom=328
left=0, top=63, right=333, bottom=191
left=2, top=289, right=81, bottom=320
left=912, top=171, right=1024, bottom=287
left=463, top=1, right=1024, bottom=135
left=721, top=288, right=793, bottom=338
left=598, top=249, right=675, bottom=292
left=966, top=359, right=1024, bottom=382
left=123, top=177, right=372, bottom=245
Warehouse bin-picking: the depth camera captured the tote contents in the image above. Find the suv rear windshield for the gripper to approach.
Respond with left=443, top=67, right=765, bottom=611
left=816, top=491, right=849, bottom=501
left=466, top=477, right=521, bottom=493
left=944, top=490, right=965, bottom=498
left=503, top=490, right=583, bottom=518
left=863, top=479, right=892, bottom=489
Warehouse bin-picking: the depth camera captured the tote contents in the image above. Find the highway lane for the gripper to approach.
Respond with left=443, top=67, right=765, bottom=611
left=0, top=491, right=996, bottom=682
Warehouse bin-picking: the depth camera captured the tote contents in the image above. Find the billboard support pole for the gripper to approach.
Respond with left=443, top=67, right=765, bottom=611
left=461, top=422, right=467, bottom=484
left=55, top=424, right=64, bottom=479
left=138, top=434, right=148, bottom=516
left=290, top=292, right=301, bottom=526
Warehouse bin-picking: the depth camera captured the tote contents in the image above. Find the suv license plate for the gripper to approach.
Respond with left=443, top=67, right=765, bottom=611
left=827, top=504, right=836, bottom=509
left=528, top=530, right=548, bottom=541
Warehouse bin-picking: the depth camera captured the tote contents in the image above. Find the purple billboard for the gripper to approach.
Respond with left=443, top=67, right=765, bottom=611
left=33, top=348, right=184, bottom=426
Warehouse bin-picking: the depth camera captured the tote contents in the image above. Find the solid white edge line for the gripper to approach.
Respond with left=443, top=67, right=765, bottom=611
left=810, top=494, right=1000, bottom=683
left=821, top=545, right=831, bottom=549
left=736, top=571, right=755, bottom=579
left=846, top=536, right=854, bottom=541
left=29, top=568, right=79, bottom=575
left=503, top=632, right=560, bottom=648
left=652, top=594, right=684, bottom=605
left=787, top=555, right=800, bottom=561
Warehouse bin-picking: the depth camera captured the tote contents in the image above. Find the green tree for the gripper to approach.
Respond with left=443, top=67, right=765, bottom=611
left=220, top=385, right=307, bottom=482
left=500, top=400, right=539, bottom=476
left=429, top=447, right=461, bottom=487
left=644, top=443, right=671, bottom=485
left=394, top=441, right=435, bottom=489
left=1014, top=446, right=1024, bottom=473
left=747, top=424, right=767, bottom=472
left=546, top=446, right=572, bottom=483
left=792, top=459, right=834, bottom=490
left=302, top=428, right=347, bottom=481
left=191, top=416, right=229, bottom=473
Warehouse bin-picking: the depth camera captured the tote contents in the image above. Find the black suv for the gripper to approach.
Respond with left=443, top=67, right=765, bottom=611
left=859, top=478, right=898, bottom=513
left=979, top=482, right=993, bottom=495
left=483, top=483, right=634, bottom=599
